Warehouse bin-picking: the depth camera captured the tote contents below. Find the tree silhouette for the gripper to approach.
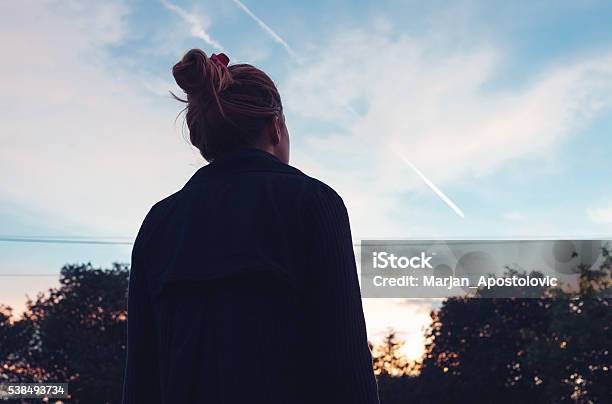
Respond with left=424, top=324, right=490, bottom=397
left=372, top=330, right=422, bottom=404
left=417, top=250, right=612, bottom=403
left=372, top=330, right=420, bottom=377
left=0, top=253, right=610, bottom=404
left=16, top=263, right=129, bottom=403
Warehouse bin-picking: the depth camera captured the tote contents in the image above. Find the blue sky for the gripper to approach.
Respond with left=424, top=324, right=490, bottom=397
left=1, top=0, right=612, bottom=357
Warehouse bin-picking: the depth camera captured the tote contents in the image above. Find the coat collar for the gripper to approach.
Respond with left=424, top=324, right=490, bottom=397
left=183, top=148, right=302, bottom=189
left=210, top=147, right=282, bottom=168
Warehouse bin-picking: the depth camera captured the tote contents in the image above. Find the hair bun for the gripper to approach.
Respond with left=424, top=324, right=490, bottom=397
left=172, top=49, right=212, bottom=96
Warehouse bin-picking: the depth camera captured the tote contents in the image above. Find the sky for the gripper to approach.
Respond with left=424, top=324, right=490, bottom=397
left=1, top=0, right=612, bottom=360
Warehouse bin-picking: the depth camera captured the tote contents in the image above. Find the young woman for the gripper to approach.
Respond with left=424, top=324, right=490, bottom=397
left=122, top=49, right=379, bottom=404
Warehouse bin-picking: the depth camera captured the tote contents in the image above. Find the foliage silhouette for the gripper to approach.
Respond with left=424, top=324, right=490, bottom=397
left=413, top=249, right=611, bottom=403
left=0, top=263, right=129, bottom=403
left=0, top=253, right=610, bottom=403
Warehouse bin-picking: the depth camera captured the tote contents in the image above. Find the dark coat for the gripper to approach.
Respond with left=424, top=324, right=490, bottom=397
left=122, top=148, right=379, bottom=404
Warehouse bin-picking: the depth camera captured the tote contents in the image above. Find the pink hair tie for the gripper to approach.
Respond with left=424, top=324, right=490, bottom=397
left=210, top=53, right=230, bottom=67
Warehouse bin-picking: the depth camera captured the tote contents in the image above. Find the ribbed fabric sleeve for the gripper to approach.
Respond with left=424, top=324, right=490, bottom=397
left=304, top=183, right=380, bottom=404
left=122, top=209, right=162, bottom=404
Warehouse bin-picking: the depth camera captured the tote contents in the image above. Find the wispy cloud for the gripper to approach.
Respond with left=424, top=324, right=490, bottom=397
left=161, top=0, right=223, bottom=50
left=231, top=0, right=297, bottom=59
left=503, top=211, right=524, bottom=221
left=284, top=28, right=612, bottom=236
left=587, top=205, right=612, bottom=223
left=0, top=0, right=201, bottom=236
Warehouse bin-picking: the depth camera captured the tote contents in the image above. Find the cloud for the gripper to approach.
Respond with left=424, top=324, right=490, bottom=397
left=0, top=1, right=200, bottom=236
left=231, top=0, right=297, bottom=59
left=283, top=28, right=612, bottom=237
left=503, top=211, right=524, bottom=221
left=161, top=0, right=223, bottom=50
left=4, top=4, right=612, bottom=243
left=587, top=205, right=612, bottom=223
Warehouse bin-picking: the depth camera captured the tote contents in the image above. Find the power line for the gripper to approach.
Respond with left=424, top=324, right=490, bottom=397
left=0, top=236, right=369, bottom=246
left=0, top=236, right=401, bottom=277
left=0, top=237, right=133, bottom=245
left=0, top=234, right=132, bottom=239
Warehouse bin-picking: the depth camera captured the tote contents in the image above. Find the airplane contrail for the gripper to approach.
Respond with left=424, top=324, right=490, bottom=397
left=231, top=0, right=297, bottom=59
left=391, top=146, right=465, bottom=218
left=161, top=0, right=224, bottom=51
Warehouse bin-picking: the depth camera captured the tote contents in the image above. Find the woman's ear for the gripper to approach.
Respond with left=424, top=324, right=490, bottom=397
left=274, top=114, right=283, bottom=139
left=268, top=115, right=281, bottom=145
